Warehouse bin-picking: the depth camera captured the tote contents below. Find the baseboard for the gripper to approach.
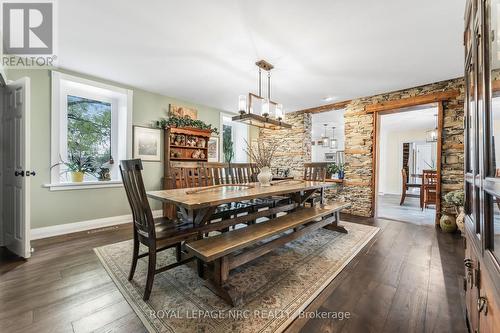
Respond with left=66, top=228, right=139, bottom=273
left=31, top=210, right=163, bottom=240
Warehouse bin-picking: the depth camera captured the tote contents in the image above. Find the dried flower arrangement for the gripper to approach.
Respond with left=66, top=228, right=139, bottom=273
left=244, top=139, right=277, bottom=168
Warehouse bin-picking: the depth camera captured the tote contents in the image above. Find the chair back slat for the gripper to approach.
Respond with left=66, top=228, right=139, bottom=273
left=120, top=159, right=155, bottom=238
left=304, top=162, right=327, bottom=181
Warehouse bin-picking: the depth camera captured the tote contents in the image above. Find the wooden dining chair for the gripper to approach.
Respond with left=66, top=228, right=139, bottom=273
left=304, top=163, right=328, bottom=182
left=400, top=168, right=421, bottom=205
left=422, top=170, right=437, bottom=210
left=303, top=163, right=328, bottom=206
left=120, top=159, right=196, bottom=301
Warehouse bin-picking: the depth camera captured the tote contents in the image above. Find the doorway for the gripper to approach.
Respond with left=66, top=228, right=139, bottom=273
left=374, top=104, right=442, bottom=225
left=1, top=77, right=31, bottom=258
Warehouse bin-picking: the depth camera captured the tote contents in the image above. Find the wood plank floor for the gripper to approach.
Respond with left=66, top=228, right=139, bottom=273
left=0, top=216, right=466, bottom=333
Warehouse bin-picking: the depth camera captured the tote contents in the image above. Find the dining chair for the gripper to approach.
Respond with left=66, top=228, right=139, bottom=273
left=303, top=163, right=328, bottom=206
left=400, top=168, right=421, bottom=205
left=304, top=162, right=328, bottom=182
left=120, top=159, right=196, bottom=301
left=422, top=169, right=437, bottom=210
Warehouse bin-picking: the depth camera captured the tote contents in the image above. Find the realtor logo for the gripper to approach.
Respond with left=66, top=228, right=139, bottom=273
left=2, top=2, right=53, bottom=54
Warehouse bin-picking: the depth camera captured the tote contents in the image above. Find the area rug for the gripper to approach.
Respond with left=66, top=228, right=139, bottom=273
left=94, top=222, right=379, bottom=333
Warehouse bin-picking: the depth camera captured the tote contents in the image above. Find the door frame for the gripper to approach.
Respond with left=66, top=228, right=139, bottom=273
left=371, top=101, right=444, bottom=226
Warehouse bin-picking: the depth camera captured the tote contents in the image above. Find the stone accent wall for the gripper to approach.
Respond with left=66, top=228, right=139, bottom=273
left=261, top=78, right=465, bottom=218
left=259, top=112, right=312, bottom=176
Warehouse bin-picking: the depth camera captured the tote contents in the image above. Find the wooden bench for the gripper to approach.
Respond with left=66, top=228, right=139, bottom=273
left=186, top=201, right=350, bottom=306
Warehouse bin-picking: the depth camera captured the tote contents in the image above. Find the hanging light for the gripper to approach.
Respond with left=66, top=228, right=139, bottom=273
left=238, top=95, right=247, bottom=114
left=330, top=127, right=337, bottom=149
left=321, top=124, right=329, bottom=146
left=232, top=60, right=292, bottom=129
left=275, top=103, right=283, bottom=120
left=262, top=98, right=270, bottom=118
left=426, top=114, right=438, bottom=142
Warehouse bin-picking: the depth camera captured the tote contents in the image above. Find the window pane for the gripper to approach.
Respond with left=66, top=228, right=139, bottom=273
left=67, top=95, right=112, bottom=179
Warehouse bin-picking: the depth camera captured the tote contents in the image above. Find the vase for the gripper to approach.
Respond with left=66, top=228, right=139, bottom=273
left=338, top=171, right=345, bottom=179
left=70, top=171, right=84, bottom=183
left=257, top=166, right=272, bottom=187
left=440, top=213, right=457, bottom=233
left=456, top=206, right=465, bottom=234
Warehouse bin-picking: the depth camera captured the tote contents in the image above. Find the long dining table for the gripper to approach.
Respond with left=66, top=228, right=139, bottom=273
left=146, top=180, right=347, bottom=282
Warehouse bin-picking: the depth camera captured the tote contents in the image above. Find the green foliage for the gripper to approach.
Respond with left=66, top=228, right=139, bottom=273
left=67, top=95, right=112, bottom=167
left=327, top=163, right=338, bottom=175
left=156, top=113, right=219, bottom=135
left=327, top=162, right=344, bottom=175
left=223, top=125, right=234, bottom=163
left=444, top=190, right=464, bottom=207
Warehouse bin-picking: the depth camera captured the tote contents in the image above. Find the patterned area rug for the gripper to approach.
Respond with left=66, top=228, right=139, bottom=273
left=95, top=222, right=379, bottom=333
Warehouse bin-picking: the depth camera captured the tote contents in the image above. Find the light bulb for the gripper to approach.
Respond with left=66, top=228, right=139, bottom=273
left=262, top=98, right=270, bottom=117
left=238, top=95, right=246, bottom=114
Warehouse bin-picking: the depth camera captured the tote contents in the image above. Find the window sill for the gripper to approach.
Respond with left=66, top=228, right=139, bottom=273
left=43, top=180, right=123, bottom=191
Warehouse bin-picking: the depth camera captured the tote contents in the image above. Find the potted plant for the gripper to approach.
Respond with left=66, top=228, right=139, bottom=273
left=245, top=139, right=277, bottom=186
left=327, top=162, right=339, bottom=179
left=52, top=153, right=97, bottom=183
left=443, top=190, right=465, bottom=234
left=337, top=162, right=345, bottom=179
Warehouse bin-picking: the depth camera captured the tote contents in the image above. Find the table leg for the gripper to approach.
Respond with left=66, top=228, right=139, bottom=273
left=323, top=211, right=348, bottom=233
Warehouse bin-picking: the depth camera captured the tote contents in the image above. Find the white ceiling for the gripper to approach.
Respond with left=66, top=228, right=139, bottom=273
left=380, top=107, right=437, bottom=131
left=58, top=0, right=465, bottom=113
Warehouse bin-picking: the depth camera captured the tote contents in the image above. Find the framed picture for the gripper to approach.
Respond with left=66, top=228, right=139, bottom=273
left=207, top=136, right=219, bottom=162
left=169, top=104, right=198, bottom=120
left=133, top=126, right=161, bottom=161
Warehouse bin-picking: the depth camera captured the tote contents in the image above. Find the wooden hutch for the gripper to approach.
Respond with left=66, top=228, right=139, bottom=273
left=163, top=126, right=212, bottom=217
left=463, top=0, right=500, bottom=331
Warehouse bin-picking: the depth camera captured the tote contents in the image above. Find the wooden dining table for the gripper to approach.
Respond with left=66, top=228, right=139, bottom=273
left=147, top=180, right=336, bottom=229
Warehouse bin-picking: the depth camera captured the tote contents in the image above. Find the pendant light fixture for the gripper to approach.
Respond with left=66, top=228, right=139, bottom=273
left=426, top=114, right=438, bottom=142
left=330, top=127, right=337, bottom=149
left=321, top=124, right=329, bottom=146
left=232, top=60, right=292, bottom=130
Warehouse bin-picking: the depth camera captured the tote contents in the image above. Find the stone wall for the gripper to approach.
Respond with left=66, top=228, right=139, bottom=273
left=261, top=78, right=465, bottom=217
left=259, top=112, right=312, bottom=177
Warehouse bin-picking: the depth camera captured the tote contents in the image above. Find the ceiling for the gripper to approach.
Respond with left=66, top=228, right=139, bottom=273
left=380, top=107, right=437, bottom=131
left=58, top=0, right=465, bottom=114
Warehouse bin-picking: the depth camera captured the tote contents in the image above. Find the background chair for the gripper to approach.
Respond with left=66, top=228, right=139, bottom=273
left=400, top=168, right=422, bottom=205
left=421, top=169, right=437, bottom=210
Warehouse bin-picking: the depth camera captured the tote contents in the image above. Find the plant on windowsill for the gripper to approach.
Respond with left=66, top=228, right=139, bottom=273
left=156, top=112, right=219, bottom=135
left=51, top=153, right=98, bottom=183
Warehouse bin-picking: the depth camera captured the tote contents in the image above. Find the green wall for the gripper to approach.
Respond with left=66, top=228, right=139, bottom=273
left=7, top=68, right=224, bottom=229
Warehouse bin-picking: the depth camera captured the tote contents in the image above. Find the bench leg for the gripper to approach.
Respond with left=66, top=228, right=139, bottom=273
left=205, top=256, right=241, bottom=306
left=323, top=211, right=348, bottom=234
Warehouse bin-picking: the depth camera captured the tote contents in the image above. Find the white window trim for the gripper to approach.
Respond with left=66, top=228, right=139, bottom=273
left=48, top=71, right=133, bottom=191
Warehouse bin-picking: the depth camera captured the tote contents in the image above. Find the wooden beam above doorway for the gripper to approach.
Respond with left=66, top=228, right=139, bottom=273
left=365, top=90, right=460, bottom=113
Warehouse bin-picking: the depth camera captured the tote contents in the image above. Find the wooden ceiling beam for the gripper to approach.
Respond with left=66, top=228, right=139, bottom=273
left=365, top=90, right=460, bottom=113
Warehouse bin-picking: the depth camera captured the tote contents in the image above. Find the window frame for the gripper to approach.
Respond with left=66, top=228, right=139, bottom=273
left=48, top=71, right=133, bottom=190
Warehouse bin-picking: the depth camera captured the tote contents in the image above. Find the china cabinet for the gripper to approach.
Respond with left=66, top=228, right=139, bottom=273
left=464, top=0, right=500, bottom=331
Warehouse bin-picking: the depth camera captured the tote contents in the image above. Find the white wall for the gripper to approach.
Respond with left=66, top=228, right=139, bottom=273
left=378, top=129, right=432, bottom=195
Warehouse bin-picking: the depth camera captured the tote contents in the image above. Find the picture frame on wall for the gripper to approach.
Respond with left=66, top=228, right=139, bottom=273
left=207, top=136, right=219, bottom=162
left=169, top=104, right=198, bottom=120
left=133, top=126, right=161, bottom=162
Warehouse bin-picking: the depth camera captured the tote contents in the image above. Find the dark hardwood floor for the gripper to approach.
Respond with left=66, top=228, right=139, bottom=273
left=0, top=216, right=466, bottom=333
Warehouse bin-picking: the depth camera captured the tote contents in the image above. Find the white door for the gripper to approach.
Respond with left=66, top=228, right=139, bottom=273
left=2, top=77, right=31, bottom=258
left=416, top=143, right=433, bottom=174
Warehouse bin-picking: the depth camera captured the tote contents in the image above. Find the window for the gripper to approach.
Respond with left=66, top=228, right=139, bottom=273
left=221, top=115, right=248, bottom=163
left=50, top=72, right=132, bottom=190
